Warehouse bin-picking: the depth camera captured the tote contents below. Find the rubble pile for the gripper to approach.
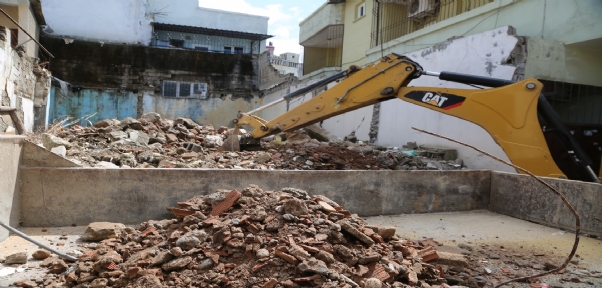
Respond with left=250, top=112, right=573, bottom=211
left=38, top=185, right=457, bottom=288
left=32, top=113, right=464, bottom=171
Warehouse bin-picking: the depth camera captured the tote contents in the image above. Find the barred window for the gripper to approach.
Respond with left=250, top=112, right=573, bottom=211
left=162, top=81, right=208, bottom=98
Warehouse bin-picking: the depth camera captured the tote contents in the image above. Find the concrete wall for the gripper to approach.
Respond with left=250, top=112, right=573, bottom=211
left=525, top=37, right=602, bottom=87
left=299, top=3, right=344, bottom=44
left=48, top=88, right=261, bottom=128
left=0, top=136, right=24, bottom=241
left=41, top=0, right=151, bottom=44
left=148, top=0, right=269, bottom=35
left=490, top=171, right=602, bottom=238
left=376, top=26, right=520, bottom=172
left=19, top=169, right=490, bottom=227
left=41, top=36, right=257, bottom=92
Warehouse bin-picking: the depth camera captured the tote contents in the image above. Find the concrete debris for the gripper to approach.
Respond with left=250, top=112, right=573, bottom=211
left=39, top=185, right=451, bottom=287
left=32, top=249, right=52, bottom=260
left=29, top=113, right=466, bottom=171
left=5, top=252, right=28, bottom=265
left=80, top=222, right=126, bottom=241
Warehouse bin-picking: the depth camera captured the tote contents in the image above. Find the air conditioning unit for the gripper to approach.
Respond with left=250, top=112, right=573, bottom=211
left=408, top=0, right=438, bottom=19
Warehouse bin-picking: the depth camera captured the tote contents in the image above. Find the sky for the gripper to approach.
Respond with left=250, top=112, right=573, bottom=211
left=198, top=0, right=325, bottom=57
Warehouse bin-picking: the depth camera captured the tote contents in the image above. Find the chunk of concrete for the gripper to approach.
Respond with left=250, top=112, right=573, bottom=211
left=140, top=112, right=161, bottom=124
left=42, top=133, right=71, bottom=150
left=50, top=145, right=67, bottom=158
left=80, top=222, right=126, bottom=241
left=5, top=252, right=27, bottom=264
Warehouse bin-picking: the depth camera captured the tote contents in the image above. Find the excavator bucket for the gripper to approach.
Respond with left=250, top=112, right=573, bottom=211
left=220, top=126, right=241, bottom=152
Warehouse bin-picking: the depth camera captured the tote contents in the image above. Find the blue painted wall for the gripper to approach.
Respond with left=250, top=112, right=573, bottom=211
left=49, top=88, right=138, bottom=126
left=49, top=87, right=261, bottom=127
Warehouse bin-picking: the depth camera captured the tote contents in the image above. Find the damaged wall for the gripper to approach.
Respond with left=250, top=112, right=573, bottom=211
left=525, top=37, right=602, bottom=88
left=40, top=36, right=257, bottom=93
left=0, top=26, right=50, bottom=133
left=42, top=36, right=261, bottom=127
left=48, top=88, right=261, bottom=128
left=375, top=26, right=522, bottom=172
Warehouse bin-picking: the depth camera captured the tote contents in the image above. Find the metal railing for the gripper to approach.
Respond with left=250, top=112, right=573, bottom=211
left=269, top=56, right=301, bottom=69
left=151, top=30, right=260, bottom=54
left=371, top=0, right=494, bottom=48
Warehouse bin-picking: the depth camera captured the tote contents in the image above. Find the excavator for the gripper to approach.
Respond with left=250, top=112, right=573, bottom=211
left=223, top=53, right=601, bottom=183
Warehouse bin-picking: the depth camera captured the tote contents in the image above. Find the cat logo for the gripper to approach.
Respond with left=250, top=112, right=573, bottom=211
left=404, top=91, right=466, bottom=110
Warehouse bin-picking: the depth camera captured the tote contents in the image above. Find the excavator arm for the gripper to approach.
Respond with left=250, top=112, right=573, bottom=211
left=228, top=54, right=600, bottom=182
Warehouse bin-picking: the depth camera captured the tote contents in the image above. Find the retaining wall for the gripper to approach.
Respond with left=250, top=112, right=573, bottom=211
left=490, top=171, right=602, bottom=237
left=18, top=169, right=490, bottom=227
left=0, top=136, right=24, bottom=241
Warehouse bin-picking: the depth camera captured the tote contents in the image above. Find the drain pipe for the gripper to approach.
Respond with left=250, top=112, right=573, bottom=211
left=0, top=221, right=78, bottom=262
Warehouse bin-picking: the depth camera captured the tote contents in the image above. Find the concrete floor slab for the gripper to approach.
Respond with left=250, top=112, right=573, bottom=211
left=0, top=212, right=600, bottom=287
left=366, top=210, right=602, bottom=287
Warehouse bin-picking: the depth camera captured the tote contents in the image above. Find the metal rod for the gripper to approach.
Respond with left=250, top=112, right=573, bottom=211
left=0, top=220, right=78, bottom=262
left=422, top=71, right=441, bottom=77
left=246, top=97, right=287, bottom=115
left=247, top=69, right=349, bottom=115
left=0, top=8, right=54, bottom=58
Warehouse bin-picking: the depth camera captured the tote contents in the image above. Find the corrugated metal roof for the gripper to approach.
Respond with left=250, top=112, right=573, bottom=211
left=153, top=23, right=272, bottom=41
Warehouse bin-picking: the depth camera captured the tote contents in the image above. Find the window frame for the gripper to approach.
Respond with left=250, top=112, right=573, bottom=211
left=357, top=2, right=366, bottom=19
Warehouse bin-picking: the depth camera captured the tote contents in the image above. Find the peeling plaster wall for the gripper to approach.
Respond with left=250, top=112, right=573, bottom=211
left=0, top=26, right=48, bottom=133
left=376, top=26, right=521, bottom=172
left=41, top=0, right=152, bottom=44
left=48, top=88, right=261, bottom=128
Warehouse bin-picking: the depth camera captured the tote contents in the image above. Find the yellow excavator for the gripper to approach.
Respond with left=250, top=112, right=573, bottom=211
left=223, top=53, right=601, bottom=183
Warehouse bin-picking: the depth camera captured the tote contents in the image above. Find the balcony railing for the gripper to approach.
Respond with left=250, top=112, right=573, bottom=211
left=371, top=0, right=494, bottom=48
left=269, top=56, right=301, bottom=69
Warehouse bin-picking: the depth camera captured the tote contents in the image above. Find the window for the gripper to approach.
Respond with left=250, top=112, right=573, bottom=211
left=357, top=2, right=366, bottom=19
left=162, top=81, right=208, bottom=98
left=194, top=45, right=210, bottom=52
left=234, top=47, right=244, bottom=54
left=169, top=39, right=184, bottom=48
left=224, top=46, right=232, bottom=54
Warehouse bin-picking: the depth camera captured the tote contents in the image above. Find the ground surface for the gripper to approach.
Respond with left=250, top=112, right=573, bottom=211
left=1, top=211, right=600, bottom=287
left=366, top=210, right=602, bottom=288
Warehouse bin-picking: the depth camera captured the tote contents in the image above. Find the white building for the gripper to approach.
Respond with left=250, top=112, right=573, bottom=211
left=41, top=0, right=271, bottom=54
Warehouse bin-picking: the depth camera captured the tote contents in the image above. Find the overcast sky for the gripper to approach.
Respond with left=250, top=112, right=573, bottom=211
left=198, top=0, right=325, bottom=56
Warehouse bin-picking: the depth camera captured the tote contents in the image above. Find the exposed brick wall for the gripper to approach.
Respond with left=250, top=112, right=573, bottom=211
left=40, top=36, right=258, bottom=97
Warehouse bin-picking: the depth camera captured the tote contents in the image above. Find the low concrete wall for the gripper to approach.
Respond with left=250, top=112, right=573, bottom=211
left=490, top=171, right=602, bottom=237
left=19, top=169, right=490, bottom=227
left=21, top=141, right=80, bottom=167
left=0, top=136, right=24, bottom=241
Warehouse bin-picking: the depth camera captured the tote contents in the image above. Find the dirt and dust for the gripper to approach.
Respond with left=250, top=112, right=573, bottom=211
left=28, top=113, right=463, bottom=171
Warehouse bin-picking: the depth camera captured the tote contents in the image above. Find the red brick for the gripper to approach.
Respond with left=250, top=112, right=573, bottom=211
left=210, top=190, right=242, bottom=216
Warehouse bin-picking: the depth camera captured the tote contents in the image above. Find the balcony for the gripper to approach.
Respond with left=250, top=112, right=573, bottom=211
left=299, top=3, right=345, bottom=76
left=371, top=0, right=494, bottom=48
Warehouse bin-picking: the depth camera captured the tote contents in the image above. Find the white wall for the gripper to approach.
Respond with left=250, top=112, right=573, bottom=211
left=42, top=0, right=152, bottom=44
left=147, top=0, right=268, bottom=35
left=376, top=26, right=520, bottom=172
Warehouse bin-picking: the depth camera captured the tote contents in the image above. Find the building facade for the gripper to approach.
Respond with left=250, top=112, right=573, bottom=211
left=39, top=0, right=272, bottom=127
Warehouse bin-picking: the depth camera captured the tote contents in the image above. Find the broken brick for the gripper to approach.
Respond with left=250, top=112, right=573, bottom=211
left=210, top=189, right=242, bottom=216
